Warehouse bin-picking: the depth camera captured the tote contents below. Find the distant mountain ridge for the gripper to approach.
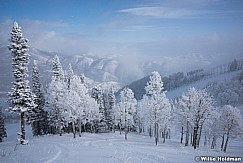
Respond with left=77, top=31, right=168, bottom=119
left=1, top=45, right=243, bottom=102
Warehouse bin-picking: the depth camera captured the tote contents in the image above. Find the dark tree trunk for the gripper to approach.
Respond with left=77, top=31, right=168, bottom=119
left=221, top=134, right=225, bottom=151
left=119, top=122, right=121, bottom=135
left=191, top=133, right=193, bottom=145
left=155, top=123, right=158, bottom=145
left=204, top=134, right=207, bottom=147
left=185, top=121, right=189, bottom=146
left=223, top=134, right=229, bottom=152
left=58, top=120, right=62, bottom=136
left=163, top=127, right=166, bottom=143
left=20, top=112, right=26, bottom=144
left=168, top=129, right=171, bottom=139
left=193, top=126, right=199, bottom=149
left=78, top=119, right=82, bottom=137
left=180, top=126, right=184, bottom=144
left=149, top=127, right=152, bottom=138
left=197, top=126, right=203, bottom=148
left=37, top=121, right=41, bottom=136
left=72, top=122, right=76, bottom=139
left=113, top=115, right=116, bottom=133
left=125, top=127, right=127, bottom=140
left=211, top=136, right=216, bottom=149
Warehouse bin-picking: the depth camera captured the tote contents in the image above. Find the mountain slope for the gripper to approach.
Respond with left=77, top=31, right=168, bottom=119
left=119, top=59, right=243, bottom=101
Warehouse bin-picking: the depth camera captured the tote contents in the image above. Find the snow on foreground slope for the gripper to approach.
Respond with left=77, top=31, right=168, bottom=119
left=1, top=123, right=243, bottom=163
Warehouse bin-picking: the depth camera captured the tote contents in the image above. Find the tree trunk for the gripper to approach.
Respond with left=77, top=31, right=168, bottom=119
left=211, top=136, right=216, bottom=149
left=72, top=122, right=76, bottom=139
left=149, top=127, right=152, bottom=138
left=221, top=134, right=225, bottom=151
left=119, top=122, right=121, bottom=135
left=204, top=134, right=207, bottom=147
left=139, top=118, right=141, bottom=134
left=125, top=126, right=127, bottom=140
left=180, top=126, right=184, bottom=144
left=155, top=123, right=158, bottom=145
left=58, top=121, right=62, bottom=136
left=185, top=121, right=189, bottom=146
left=191, top=133, right=193, bottom=145
left=223, top=134, right=229, bottom=152
left=193, top=126, right=199, bottom=149
left=20, top=112, right=26, bottom=144
left=125, top=108, right=127, bottom=140
left=196, top=125, right=203, bottom=148
left=37, top=121, right=41, bottom=136
left=90, top=123, right=93, bottom=133
left=168, top=129, right=171, bottom=139
left=113, top=115, right=116, bottom=133
left=78, top=119, right=82, bottom=137
left=163, top=127, right=166, bottom=143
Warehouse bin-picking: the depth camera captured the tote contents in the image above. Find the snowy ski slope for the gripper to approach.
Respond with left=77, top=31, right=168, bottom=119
left=0, top=123, right=242, bottom=163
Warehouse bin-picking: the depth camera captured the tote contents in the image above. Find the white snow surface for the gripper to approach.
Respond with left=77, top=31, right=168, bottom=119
left=1, top=123, right=243, bottom=163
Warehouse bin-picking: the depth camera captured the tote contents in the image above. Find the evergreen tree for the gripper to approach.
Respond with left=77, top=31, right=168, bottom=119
left=45, top=55, right=65, bottom=136
left=52, top=55, right=64, bottom=80
left=107, top=88, right=116, bottom=131
left=66, top=64, right=74, bottom=89
left=28, top=60, right=47, bottom=136
left=8, top=22, right=36, bottom=144
left=92, top=87, right=107, bottom=131
left=0, top=105, right=7, bottom=142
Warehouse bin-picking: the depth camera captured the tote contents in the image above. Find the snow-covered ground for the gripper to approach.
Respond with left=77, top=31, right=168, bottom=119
left=1, top=123, right=243, bottom=163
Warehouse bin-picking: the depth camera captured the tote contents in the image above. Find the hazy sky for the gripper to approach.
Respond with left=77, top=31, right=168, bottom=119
left=1, top=0, right=243, bottom=74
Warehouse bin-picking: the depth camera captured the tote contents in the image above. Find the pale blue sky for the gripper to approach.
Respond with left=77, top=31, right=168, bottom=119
left=0, top=0, right=243, bottom=73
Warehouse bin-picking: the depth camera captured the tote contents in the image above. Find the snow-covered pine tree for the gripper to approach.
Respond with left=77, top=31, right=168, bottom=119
left=0, top=105, right=7, bottom=142
left=28, top=60, right=47, bottom=136
left=45, top=55, right=66, bottom=136
left=8, top=22, right=36, bottom=144
left=66, top=64, right=74, bottom=89
left=52, top=55, right=64, bottom=80
left=108, top=88, right=116, bottom=132
left=92, top=87, right=107, bottom=131
left=119, top=88, right=137, bottom=140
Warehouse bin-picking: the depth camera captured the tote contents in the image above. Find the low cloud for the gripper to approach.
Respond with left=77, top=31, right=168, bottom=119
left=1, top=18, right=242, bottom=78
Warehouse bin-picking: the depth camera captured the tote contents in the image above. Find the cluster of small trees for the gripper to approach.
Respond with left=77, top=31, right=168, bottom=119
left=114, top=71, right=172, bottom=144
left=175, top=88, right=243, bottom=152
left=136, top=71, right=172, bottom=145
